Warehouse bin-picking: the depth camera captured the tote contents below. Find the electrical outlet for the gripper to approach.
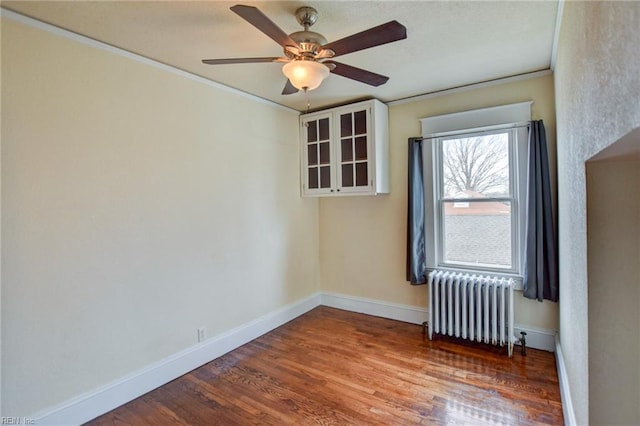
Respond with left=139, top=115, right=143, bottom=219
left=197, top=326, right=206, bottom=343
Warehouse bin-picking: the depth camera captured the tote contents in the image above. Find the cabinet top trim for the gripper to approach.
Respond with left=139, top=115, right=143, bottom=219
left=300, top=99, right=385, bottom=117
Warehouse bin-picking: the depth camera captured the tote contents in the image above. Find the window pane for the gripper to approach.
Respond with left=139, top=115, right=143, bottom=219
left=355, top=162, right=368, bottom=186
left=307, top=121, right=317, bottom=143
left=443, top=201, right=512, bottom=268
left=441, top=132, right=510, bottom=198
left=319, top=142, right=330, bottom=164
left=355, top=136, right=367, bottom=161
left=342, top=164, right=354, bottom=187
left=307, top=143, right=318, bottom=166
left=308, top=167, right=318, bottom=189
left=340, top=114, right=352, bottom=137
left=320, top=166, right=331, bottom=188
left=319, top=118, right=330, bottom=140
left=354, top=110, right=367, bottom=135
left=341, top=138, right=353, bottom=162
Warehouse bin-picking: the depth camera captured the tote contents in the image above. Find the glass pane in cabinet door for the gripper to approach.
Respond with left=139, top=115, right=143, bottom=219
left=319, top=142, right=330, bottom=164
left=307, top=121, right=317, bottom=142
left=341, top=138, right=353, bottom=162
left=308, top=167, right=319, bottom=189
left=319, top=118, right=330, bottom=140
left=354, top=110, right=367, bottom=135
left=307, top=143, right=318, bottom=166
left=340, top=114, right=352, bottom=137
left=355, top=162, right=368, bottom=186
left=342, top=164, right=354, bottom=187
left=355, top=136, right=367, bottom=160
left=320, top=166, right=331, bottom=188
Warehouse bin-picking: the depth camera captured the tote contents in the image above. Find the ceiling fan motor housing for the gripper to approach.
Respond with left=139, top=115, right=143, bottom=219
left=288, top=31, right=329, bottom=58
left=287, top=7, right=334, bottom=60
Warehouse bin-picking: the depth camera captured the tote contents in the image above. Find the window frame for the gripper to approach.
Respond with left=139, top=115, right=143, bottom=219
left=420, top=102, right=531, bottom=287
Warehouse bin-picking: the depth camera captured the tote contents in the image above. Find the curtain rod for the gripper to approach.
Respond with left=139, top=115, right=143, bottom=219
left=414, top=121, right=532, bottom=142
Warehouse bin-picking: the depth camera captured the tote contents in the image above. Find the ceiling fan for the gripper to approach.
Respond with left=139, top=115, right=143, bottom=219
left=202, top=5, right=407, bottom=95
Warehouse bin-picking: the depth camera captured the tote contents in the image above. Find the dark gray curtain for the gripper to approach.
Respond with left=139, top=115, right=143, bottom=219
left=407, top=138, right=427, bottom=284
left=523, top=120, right=559, bottom=302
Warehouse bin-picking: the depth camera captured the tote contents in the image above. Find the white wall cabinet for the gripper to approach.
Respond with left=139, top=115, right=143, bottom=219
left=300, top=99, right=389, bottom=197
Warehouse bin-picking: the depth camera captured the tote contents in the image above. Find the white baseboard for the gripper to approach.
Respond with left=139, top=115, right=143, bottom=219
left=555, top=335, right=577, bottom=426
left=513, top=324, right=557, bottom=353
left=31, top=291, right=557, bottom=425
left=321, top=292, right=428, bottom=325
left=321, top=292, right=556, bottom=352
left=33, top=293, right=322, bottom=425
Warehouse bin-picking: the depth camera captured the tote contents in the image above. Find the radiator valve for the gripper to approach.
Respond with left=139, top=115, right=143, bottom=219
left=520, top=331, right=527, bottom=356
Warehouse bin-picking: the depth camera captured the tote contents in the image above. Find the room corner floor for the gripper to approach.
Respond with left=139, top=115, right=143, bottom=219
left=87, top=306, right=563, bottom=425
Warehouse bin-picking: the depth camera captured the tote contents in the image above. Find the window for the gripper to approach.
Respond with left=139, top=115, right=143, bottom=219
left=421, top=103, right=530, bottom=281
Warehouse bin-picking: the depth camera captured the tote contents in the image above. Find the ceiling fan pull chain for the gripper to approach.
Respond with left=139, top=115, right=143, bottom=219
left=304, top=88, right=310, bottom=113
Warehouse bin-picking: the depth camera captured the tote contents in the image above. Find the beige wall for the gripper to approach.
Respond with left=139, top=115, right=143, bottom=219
left=320, top=74, right=559, bottom=332
left=0, top=12, right=3, bottom=418
left=1, top=18, right=319, bottom=416
left=554, top=1, right=640, bottom=424
left=9, top=2, right=640, bottom=422
left=587, top=158, right=640, bottom=425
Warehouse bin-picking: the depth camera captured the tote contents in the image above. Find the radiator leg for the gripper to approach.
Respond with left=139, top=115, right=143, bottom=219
left=520, top=331, right=527, bottom=356
left=422, top=321, right=428, bottom=335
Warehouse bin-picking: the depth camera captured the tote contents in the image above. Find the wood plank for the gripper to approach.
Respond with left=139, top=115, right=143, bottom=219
left=86, top=306, right=563, bottom=425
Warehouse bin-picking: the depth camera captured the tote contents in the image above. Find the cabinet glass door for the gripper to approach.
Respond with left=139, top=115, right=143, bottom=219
left=305, top=116, right=331, bottom=190
left=338, top=109, right=369, bottom=189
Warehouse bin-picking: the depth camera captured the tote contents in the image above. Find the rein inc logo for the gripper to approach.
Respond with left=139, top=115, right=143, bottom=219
left=1, top=418, right=34, bottom=425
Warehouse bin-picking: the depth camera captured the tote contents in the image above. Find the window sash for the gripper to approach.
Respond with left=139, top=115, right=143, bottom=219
left=432, top=128, right=521, bottom=275
left=420, top=103, right=531, bottom=287
left=439, top=200, right=514, bottom=271
left=438, top=129, right=513, bottom=198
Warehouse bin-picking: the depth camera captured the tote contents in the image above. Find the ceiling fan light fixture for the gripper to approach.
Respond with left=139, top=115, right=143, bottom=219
left=282, top=60, right=329, bottom=91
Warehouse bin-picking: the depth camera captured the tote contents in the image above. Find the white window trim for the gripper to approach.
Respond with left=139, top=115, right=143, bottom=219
left=420, top=102, right=531, bottom=288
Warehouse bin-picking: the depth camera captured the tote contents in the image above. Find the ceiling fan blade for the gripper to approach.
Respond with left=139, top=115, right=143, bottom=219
left=324, top=61, right=389, bottom=87
left=322, top=21, right=407, bottom=57
left=202, top=57, right=287, bottom=65
left=230, top=5, right=299, bottom=48
left=282, top=79, right=299, bottom=95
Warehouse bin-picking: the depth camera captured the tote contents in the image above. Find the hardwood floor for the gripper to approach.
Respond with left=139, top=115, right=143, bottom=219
left=87, top=306, right=563, bottom=425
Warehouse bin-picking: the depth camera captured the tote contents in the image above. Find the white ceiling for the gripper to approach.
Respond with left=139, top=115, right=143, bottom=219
left=2, top=1, right=559, bottom=112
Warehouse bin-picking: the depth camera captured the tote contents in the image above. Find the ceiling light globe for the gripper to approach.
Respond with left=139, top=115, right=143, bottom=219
left=282, top=60, right=330, bottom=91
